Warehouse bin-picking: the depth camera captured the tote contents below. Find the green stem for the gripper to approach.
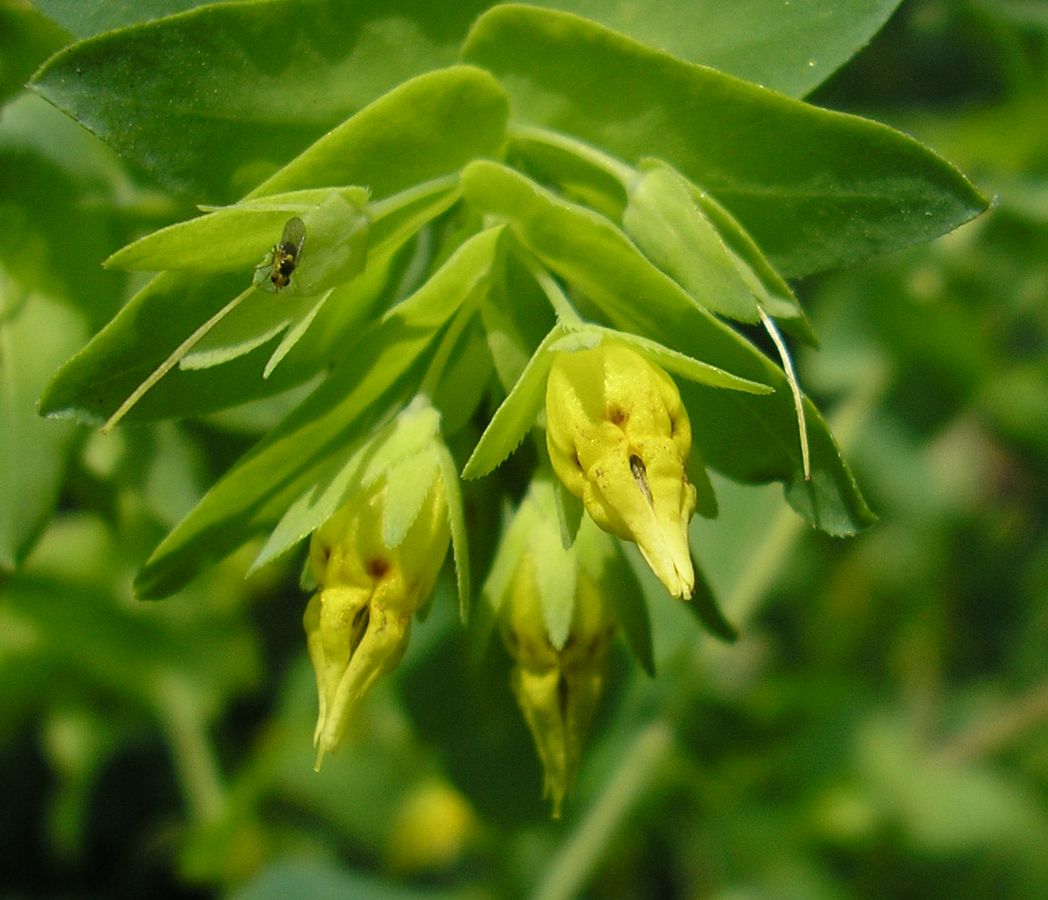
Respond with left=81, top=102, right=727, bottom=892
left=367, top=174, right=460, bottom=220
left=533, top=721, right=674, bottom=900
left=152, top=671, right=225, bottom=824
left=509, top=124, right=636, bottom=189
left=934, top=679, right=1048, bottom=764
left=518, top=248, right=584, bottom=327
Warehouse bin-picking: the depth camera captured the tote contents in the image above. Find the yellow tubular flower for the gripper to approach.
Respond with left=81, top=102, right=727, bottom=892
left=546, top=339, right=698, bottom=599
left=304, top=472, right=450, bottom=768
left=500, top=556, right=616, bottom=818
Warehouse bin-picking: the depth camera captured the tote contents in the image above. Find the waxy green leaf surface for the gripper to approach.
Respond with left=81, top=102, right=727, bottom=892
left=463, top=5, right=988, bottom=276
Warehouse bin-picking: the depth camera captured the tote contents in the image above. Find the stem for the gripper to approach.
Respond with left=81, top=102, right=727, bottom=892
left=367, top=174, right=460, bottom=220
left=509, top=124, right=636, bottom=189
left=102, top=284, right=255, bottom=433
left=152, top=671, right=225, bottom=824
left=533, top=721, right=674, bottom=900
left=934, top=680, right=1048, bottom=764
left=518, top=249, right=584, bottom=327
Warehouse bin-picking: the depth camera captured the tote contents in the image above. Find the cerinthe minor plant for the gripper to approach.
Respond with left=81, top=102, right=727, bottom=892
left=35, top=4, right=986, bottom=814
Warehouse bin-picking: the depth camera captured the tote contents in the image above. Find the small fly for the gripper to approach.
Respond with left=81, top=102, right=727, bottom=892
left=257, top=216, right=306, bottom=291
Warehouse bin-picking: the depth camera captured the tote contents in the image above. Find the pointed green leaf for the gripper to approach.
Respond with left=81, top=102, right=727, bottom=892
left=552, top=477, right=584, bottom=550
left=523, top=479, right=576, bottom=651
left=462, top=160, right=760, bottom=351
left=261, top=293, right=331, bottom=380
left=463, top=5, right=988, bottom=276
left=681, top=171, right=811, bottom=330
left=624, top=164, right=762, bottom=323
left=461, top=323, right=566, bottom=480
left=382, top=448, right=441, bottom=550
left=105, top=188, right=369, bottom=274
left=180, top=292, right=325, bottom=372
left=558, top=325, right=773, bottom=395
left=435, top=442, right=471, bottom=623
left=253, top=399, right=443, bottom=572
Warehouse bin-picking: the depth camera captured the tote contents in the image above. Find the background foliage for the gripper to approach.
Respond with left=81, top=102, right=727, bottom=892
left=1, top=0, right=1046, bottom=897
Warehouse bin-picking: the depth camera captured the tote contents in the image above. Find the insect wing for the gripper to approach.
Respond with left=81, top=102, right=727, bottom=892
left=280, top=216, right=306, bottom=258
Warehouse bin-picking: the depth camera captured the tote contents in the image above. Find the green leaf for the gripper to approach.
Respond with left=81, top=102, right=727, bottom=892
left=552, top=476, right=584, bottom=549
left=681, top=560, right=739, bottom=643
left=623, top=163, right=763, bottom=323
left=247, top=66, right=507, bottom=201
left=461, top=160, right=751, bottom=346
left=0, top=288, right=87, bottom=570
left=105, top=187, right=370, bottom=274
left=30, top=2, right=502, bottom=199
left=462, top=161, right=765, bottom=362
left=0, top=2, right=69, bottom=107
left=462, top=160, right=873, bottom=534
left=180, top=291, right=330, bottom=373
left=435, top=442, right=471, bottom=623
left=682, top=169, right=814, bottom=335
left=136, top=226, right=503, bottom=598
left=462, top=323, right=565, bottom=480
left=530, top=482, right=579, bottom=651
left=524, top=0, right=905, bottom=99
left=559, top=325, right=773, bottom=395
left=31, top=0, right=228, bottom=38
left=462, top=5, right=988, bottom=276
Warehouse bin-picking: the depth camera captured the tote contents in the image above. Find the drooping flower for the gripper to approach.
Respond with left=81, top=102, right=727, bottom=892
left=501, top=562, right=615, bottom=818
left=304, top=468, right=450, bottom=767
left=546, top=339, right=698, bottom=598
left=487, top=480, right=619, bottom=817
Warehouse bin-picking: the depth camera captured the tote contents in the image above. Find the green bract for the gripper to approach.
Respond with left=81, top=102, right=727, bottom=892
left=32, top=3, right=988, bottom=809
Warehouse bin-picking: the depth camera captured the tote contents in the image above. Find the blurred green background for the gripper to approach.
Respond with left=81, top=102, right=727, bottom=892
left=2, top=1, right=1047, bottom=897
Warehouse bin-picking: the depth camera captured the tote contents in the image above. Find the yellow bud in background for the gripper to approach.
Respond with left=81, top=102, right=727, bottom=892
left=500, top=551, right=617, bottom=818
left=304, top=470, right=450, bottom=767
left=386, top=778, right=479, bottom=876
left=546, top=339, right=697, bottom=598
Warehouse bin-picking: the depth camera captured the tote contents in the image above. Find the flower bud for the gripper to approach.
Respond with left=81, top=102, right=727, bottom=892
left=546, top=339, right=697, bottom=598
left=386, top=779, right=478, bottom=875
left=304, top=469, right=450, bottom=767
left=498, top=518, right=617, bottom=818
